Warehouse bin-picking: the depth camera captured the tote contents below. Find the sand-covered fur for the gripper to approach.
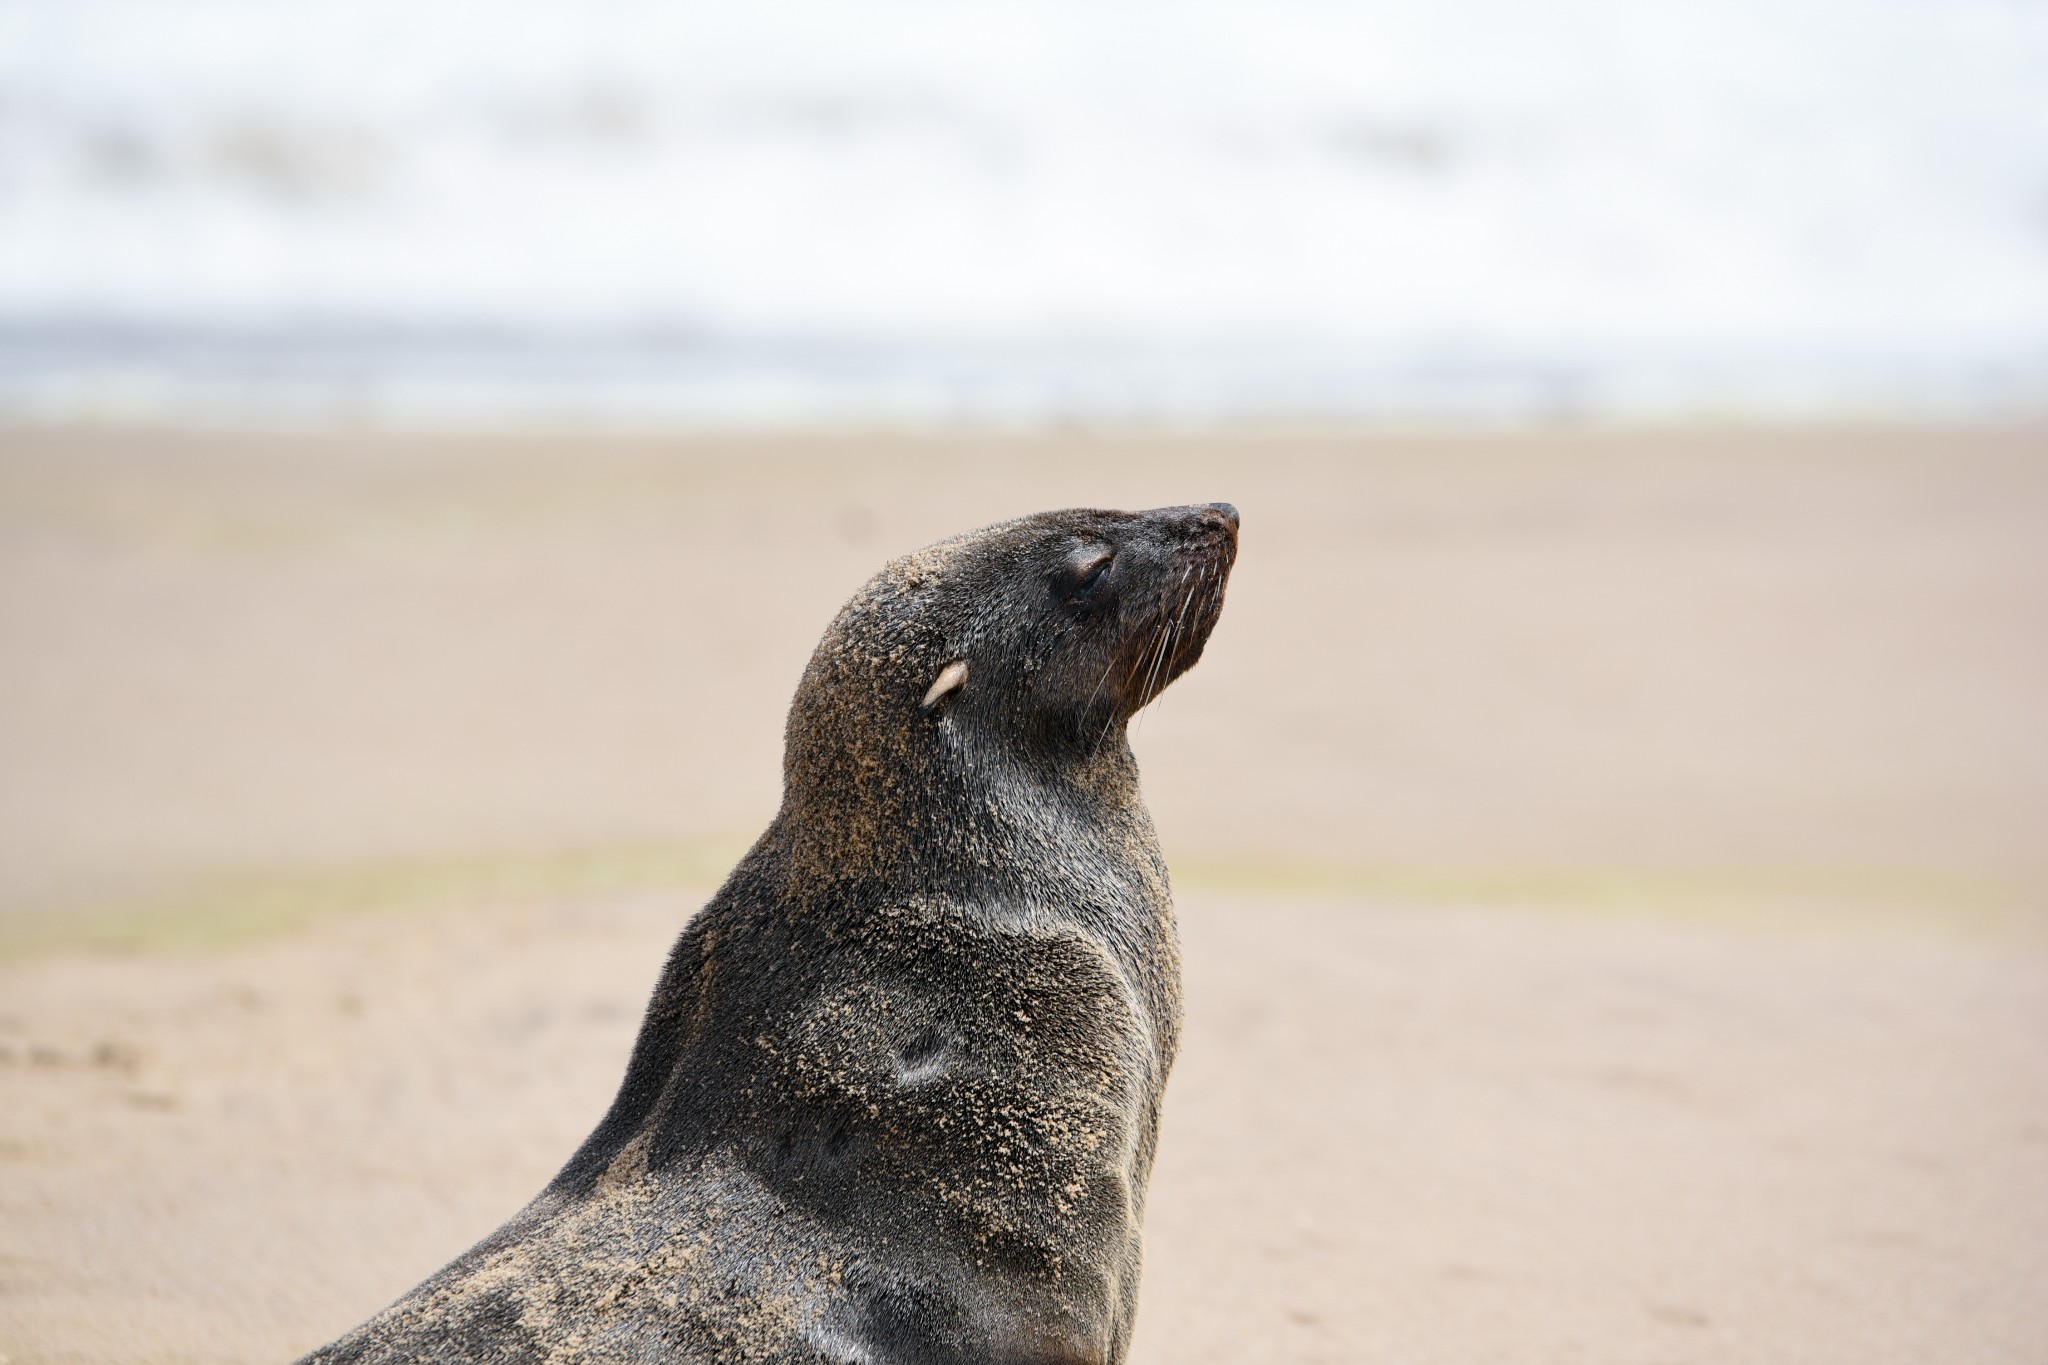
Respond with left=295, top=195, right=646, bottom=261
left=302, top=504, right=1240, bottom=1364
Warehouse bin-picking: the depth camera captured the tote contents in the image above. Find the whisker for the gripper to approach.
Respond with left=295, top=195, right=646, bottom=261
left=1135, top=596, right=1174, bottom=723
left=1151, top=594, right=1193, bottom=706
left=1083, top=643, right=1123, bottom=722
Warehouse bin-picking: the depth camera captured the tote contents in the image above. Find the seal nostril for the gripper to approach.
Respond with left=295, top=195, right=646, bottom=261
left=1205, top=502, right=1240, bottom=529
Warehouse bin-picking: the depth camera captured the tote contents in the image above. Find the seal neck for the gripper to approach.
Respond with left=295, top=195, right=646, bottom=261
left=774, top=714, right=1158, bottom=912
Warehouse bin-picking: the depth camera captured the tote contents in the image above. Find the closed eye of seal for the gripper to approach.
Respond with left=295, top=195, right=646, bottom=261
left=1055, top=548, right=1115, bottom=604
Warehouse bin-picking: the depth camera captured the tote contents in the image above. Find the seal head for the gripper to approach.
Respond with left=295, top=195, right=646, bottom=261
left=300, top=502, right=1239, bottom=1365
left=780, top=501, right=1240, bottom=895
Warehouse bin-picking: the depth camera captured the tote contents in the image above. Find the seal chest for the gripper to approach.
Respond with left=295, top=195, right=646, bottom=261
left=300, top=502, right=1240, bottom=1365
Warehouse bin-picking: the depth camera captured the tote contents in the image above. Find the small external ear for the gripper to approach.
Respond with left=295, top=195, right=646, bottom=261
left=919, top=659, right=969, bottom=715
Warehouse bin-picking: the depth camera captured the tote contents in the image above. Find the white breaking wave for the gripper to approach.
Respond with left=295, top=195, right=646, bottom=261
left=2, top=0, right=2045, bottom=421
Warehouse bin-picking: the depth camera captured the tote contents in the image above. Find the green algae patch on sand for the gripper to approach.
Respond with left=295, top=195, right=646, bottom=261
left=1168, top=855, right=2048, bottom=946
left=0, top=837, right=753, bottom=961
left=10, top=846, right=2040, bottom=962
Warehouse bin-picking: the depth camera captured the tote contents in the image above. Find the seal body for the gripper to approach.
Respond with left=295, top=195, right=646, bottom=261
left=301, top=503, right=1239, bottom=1365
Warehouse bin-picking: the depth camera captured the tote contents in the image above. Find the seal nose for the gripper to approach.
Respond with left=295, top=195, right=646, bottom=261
left=1204, top=501, right=1240, bottom=530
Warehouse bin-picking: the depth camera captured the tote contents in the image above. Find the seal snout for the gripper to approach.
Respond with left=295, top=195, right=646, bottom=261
left=1176, top=500, right=1239, bottom=573
left=1169, top=501, right=1239, bottom=559
left=1097, top=501, right=1239, bottom=717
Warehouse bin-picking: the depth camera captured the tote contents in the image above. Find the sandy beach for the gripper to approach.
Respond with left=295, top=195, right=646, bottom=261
left=2, top=423, right=2045, bottom=1362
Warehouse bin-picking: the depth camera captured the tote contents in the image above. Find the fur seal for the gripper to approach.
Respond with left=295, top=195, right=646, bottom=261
left=300, top=501, right=1240, bottom=1365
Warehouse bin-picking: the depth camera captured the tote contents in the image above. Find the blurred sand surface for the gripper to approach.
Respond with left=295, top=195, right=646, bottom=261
left=1, top=425, right=2045, bottom=1362
left=3, top=888, right=2045, bottom=1364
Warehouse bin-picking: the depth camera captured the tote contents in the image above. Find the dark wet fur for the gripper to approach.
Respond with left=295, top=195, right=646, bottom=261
left=299, top=504, right=1240, bottom=1365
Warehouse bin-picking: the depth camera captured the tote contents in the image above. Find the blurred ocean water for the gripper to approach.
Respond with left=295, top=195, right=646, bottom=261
left=2, top=0, right=2045, bottom=423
